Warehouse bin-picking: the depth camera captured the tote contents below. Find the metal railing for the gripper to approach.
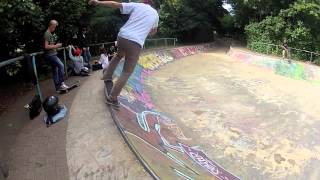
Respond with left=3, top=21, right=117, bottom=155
left=144, top=38, right=177, bottom=49
left=0, top=38, right=177, bottom=101
left=249, top=42, right=320, bottom=63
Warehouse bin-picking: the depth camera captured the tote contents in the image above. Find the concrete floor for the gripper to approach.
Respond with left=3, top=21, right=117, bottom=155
left=0, top=71, right=150, bottom=180
left=146, top=52, right=320, bottom=179
left=66, top=71, right=150, bottom=180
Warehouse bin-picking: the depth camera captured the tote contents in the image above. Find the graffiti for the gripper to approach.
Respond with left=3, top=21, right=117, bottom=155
left=166, top=124, right=191, bottom=141
left=173, top=168, right=195, bottom=180
left=139, top=54, right=163, bottom=71
left=155, top=51, right=174, bottom=64
left=171, top=48, right=185, bottom=59
left=180, top=143, right=240, bottom=180
left=229, top=48, right=320, bottom=83
left=170, top=45, right=208, bottom=59
left=110, top=44, right=239, bottom=179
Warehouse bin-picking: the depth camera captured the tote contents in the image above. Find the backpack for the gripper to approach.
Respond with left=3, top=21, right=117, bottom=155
left=24, top=95, right=42, bottom=120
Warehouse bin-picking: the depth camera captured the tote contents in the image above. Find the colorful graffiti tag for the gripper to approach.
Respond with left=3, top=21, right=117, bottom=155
left=228, top=48, right=320, bottom=84
left=110, top=44, right=240, bottom=179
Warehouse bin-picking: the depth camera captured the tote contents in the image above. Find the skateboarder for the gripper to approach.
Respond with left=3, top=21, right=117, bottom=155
left=44, top=20, right=69, bottom=91
left=88, top=0, right=159, bottom=106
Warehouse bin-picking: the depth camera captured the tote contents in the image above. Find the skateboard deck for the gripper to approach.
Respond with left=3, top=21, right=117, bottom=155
left=58, top=80, right=80, bottom=94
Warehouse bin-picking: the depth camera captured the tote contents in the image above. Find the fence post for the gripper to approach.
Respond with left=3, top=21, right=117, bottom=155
left=63, top=48, right=68, bottom=79
left=310, top=52, right=313, bottom=63
left=165, top=38, right=168, bottom=47
left=32, top=55, right=43, bottom=102
left=174, top=38, right=177, bottom=46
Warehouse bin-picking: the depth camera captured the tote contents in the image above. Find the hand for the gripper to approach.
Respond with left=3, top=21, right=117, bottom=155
left=56, top=43, right=62, bottom=48
left=88, top=0, right=98, bottom=6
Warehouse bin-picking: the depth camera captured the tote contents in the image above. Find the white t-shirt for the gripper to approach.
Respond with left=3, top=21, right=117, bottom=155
left=99, top=54, right=109, bottom=69
left=118, top=3, right=159, bottom=47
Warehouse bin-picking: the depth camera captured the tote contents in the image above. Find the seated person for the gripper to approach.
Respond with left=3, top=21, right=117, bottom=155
left=68, top=45, right=90, bottom=76
left=108, top=45, right=117, bottom=60
left=92, top=46, right=110, bottom=72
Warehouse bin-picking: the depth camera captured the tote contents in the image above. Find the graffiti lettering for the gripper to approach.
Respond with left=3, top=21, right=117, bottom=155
left=180, top=143, right=240, bottom=180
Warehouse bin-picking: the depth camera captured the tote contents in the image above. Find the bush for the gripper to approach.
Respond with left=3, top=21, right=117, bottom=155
left=245, top=0, right=320, bottom=61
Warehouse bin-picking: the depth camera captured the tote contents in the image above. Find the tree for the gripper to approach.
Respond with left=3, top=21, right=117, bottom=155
left=245, top=0, right=320, bottom=60
left=227, top=0, right=296, bottom=30
left=44, top=0, right=87, bottom=45
left=0, top=0, right=44, bottom=59
left=85, top=6, right=126, bottom=43
left=159, top=0, right=226, bottom=43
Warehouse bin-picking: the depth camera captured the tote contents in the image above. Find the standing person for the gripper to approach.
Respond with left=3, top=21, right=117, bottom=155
left=78, top=27, right=91, bottom=64
left=88, top=0, right=159, bottom=107
left=282, top=39, right=291, bottom=63
left=44, top=20, right=69, bottom=91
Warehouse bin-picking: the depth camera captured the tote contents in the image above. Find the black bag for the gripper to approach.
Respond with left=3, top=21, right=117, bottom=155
left=0, top=161, right=9, bottom=178
left=25, top=95, right=42, bottom=120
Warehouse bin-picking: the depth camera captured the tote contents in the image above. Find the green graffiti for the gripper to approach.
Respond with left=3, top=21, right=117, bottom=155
left=275, top=61, right=306, bottom=80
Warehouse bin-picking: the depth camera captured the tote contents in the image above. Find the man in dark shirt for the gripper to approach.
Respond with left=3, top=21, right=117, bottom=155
left=78, top=27, right=91, bottom=64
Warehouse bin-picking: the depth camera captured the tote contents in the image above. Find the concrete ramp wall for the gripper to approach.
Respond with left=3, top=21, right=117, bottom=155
left=110, top=44, right=240, bottom=180
left=228, top=47, right=320, bottom=84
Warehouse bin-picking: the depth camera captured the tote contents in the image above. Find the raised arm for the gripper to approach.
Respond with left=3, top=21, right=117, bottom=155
left=68, top=46, right=77, bottom=61
left=88, top=0, right=122, bottom=9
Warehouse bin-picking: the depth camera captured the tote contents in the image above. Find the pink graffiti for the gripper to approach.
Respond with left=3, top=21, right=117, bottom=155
left=134, top=70, right=154, bottom=109
left=171, top=48, right=185, bottom=59
left=171, top=46, right=207, bottom=59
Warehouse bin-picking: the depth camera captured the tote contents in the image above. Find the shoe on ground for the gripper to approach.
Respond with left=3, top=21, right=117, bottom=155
left=106, top=96, right=120, bottom=107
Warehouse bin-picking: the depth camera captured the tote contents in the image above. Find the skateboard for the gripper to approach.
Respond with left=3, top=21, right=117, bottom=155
left=58, top=80, right=80, bottom=94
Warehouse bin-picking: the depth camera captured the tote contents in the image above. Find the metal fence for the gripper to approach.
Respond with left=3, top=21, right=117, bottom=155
left=144, top=38, right=177, bottom=49
left=0, top=38, right=177, bottom=101
left=249, top=42, right=320, bottom=64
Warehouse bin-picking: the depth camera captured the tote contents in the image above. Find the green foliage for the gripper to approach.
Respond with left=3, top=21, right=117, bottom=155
left=45, top=0, right=87, bottom=45
left=0, top=0, right=88, bottom=59
left=0, top=0, right=89, bottom=77
left=227, top=0, right=295, bottom=29
left=245, top=0, right=320, bottom=61
left=159, top=0, right=226, bottom=42
left=220, top=14, right=236, bottom=35
left=86, top=7, right=123, bottom=43
left=0, top=0, right=45, bottom=58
